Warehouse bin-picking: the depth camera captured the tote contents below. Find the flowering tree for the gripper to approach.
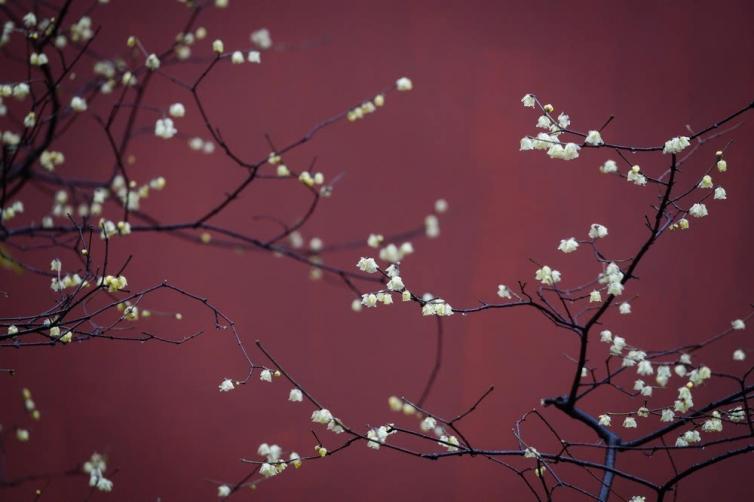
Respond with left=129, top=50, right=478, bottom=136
left=1, top=1, right=753, bottom=501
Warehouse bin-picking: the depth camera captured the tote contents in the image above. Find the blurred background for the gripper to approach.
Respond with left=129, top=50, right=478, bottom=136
left=2, top=0, right=754, bottom=500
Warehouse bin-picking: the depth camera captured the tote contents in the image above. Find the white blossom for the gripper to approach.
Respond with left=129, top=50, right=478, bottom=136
left=356, top=257, right=377, bottom=274
left=662, top=136, right=690, bottom=154
left=610, top=336, right=626, bottom=355
left=656, top=366, right=672, bottom=387
left=733, top=349, right=746, bottom=361
left=420, top=416, right=437, bottom=432
left=259, top=463, right=277, bottom=478
left=434, top=198, right=449, bottom=213
left=145, top=53, right=160, bottom=70
left=535, top=265, right=561, bottom=286
left=259, top=369, right=272, bottom=382
left=600, top=159, right=618, bottom=174
left=661, top=409, right=675, bottom=422
left=219, top=379, right=235, bottom=392
left=557, top=113, right=570, bottom=129
left=557, top=237, right=579, bottom=254
left=396, top=77, right=413, bottom=91
left=438, top=435, right=460, bottom=452
left=169, top=103, right=185, bottom=118
left=589, top=290, right=602, bottom=303
left=519, top=137, right=534, bottom=150
left=387, top=276, right=405, bottom=291
left=619, top=302, right=631, bottom=315
left=598, top=414, right=611, bottom=426
left=251, top=28, right=272, bottom=49
left=70, top=96, right=87, bottom=112
left=698, top=175, right=713, bottom=189
left=688, top=203, right=708, bottom=218
left=154, top=118, right=177, bottom=139
left=626, top=167, right=647, bottom=186
left=218, top=485, right=231, bottom=497
left=683, top=430, right=701, bottom=443
left=702, top=412, right=723, bottom=432
left=289, top=388, right=303, bottom=402
left=588, top=224, right=608, bottom=239
left=600, top=330, right=613, bottom=343
left=714, top=186, right=726, bottom=200
left=637, top=360, right=653, bottom=376
left=521, top=94, right=536, bottom=108
left=585, top=130, right=604, bottom=146
left=547, top=142, right=580, bottom=160
left=623, top=417, right=637, bottom=428
left=361, top=293, right=378, bottom=308
left=731, top=319, right=746, bottom=330
left=311, top=408, right=333, bottom=424
left=497, top=284, right=512, bottom=299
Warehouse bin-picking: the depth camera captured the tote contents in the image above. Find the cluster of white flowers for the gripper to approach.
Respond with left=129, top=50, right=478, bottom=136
left=357, top=257, right=378, bottom=273
left=99, top=218, right=131, bottom=239
left=188, top=136, right=215, bottom=154
left=257, top=442, right=295, bottom=478
left=379, top=242, right=414, bottom=263
left=702, top=411, right=723, bottom=433
left=425, top=214, right=441, bottom=238
left=421, top=298, right=454, bottom=317
left=83, top=452, right=113, bottom=492
left=387, top=395, right=418, bottom=416
left=30, top=52, right=48, bottom=66
left=626, top=165, right=647, bottom=186
left=40, top=150, right=65, bottom=171
left=437, top=434, right=460, bottom=452
left=50, top=273, right=84, bottom=293
left=1, top=200, right=24, bottom=221
left=557, top=237, right=579, bottom=254
left=155, top=117, right=177, bottom=139
left=497, top=284, right=512, bottom=299
left=366, top=425, right=395, bottom=450
left=675, top=429, right=701, bottom=447
left=535, top=265, right=561, bottom=286
left=518, top=96, right=585, bottom=160
left=21, top=387, right=41, bottom=420
left=361, top=291, right=393, bottom=308
left=597, top=262, right=624, bottom=296
left=688, top=202, right=708, bottom=218
left=70, top=16, right=94, bottom=42
left=347, top=92, right=387, bottom=122
left=662, top=136, right=690, bottom=154
left=298, top=170, right=325, bottom=188
left=100, top=274, right=128, bottom=293
left=311, top=408, right=343, bottom=434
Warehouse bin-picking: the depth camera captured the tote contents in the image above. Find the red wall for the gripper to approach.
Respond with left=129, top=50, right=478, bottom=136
left=2, top=0, right=754, bottom=500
